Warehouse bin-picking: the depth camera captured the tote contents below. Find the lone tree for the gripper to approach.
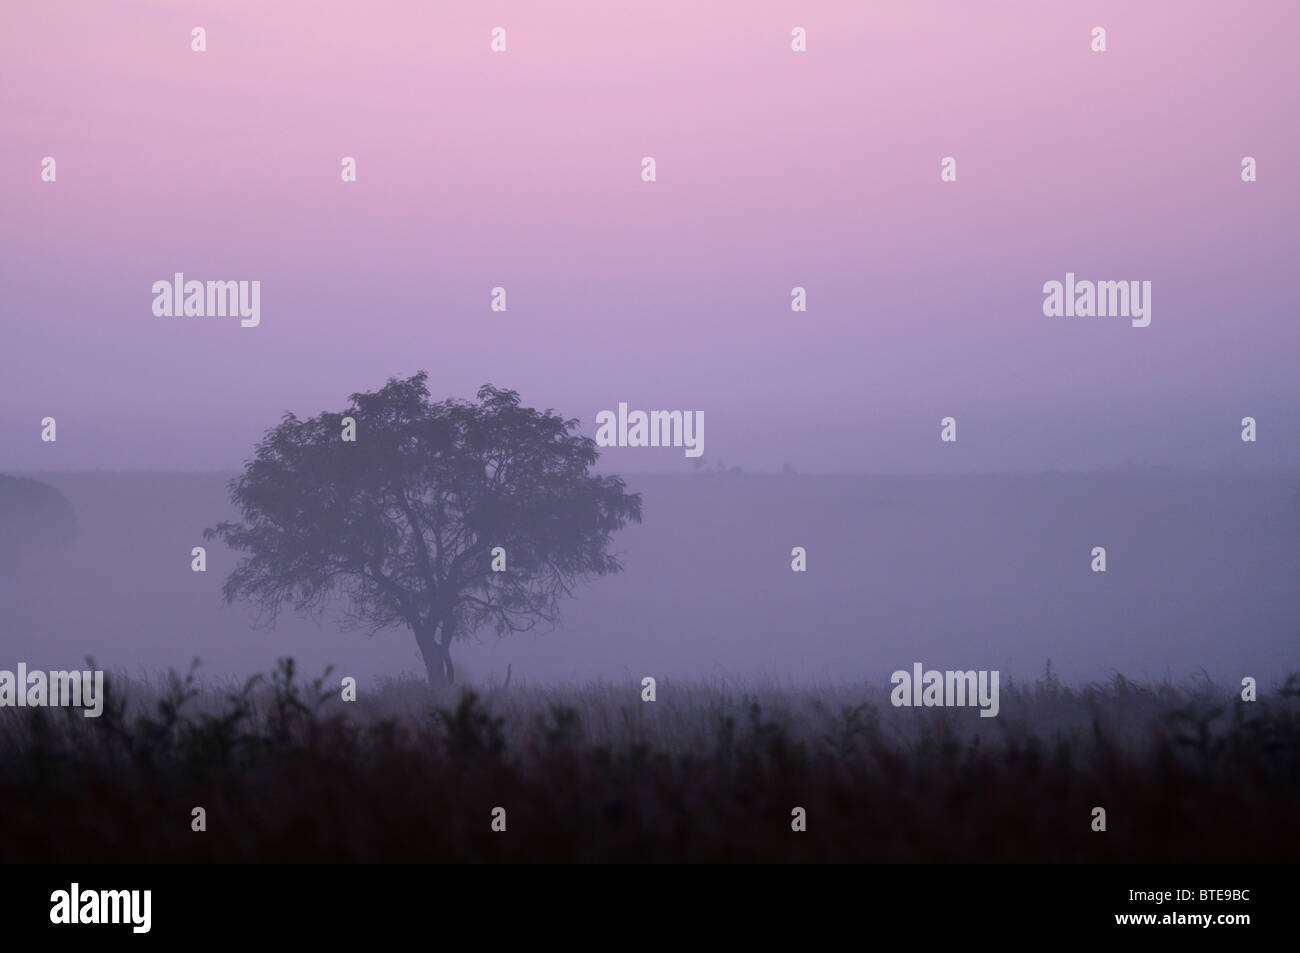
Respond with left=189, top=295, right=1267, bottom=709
left=205, top=374, right=642, bottom=687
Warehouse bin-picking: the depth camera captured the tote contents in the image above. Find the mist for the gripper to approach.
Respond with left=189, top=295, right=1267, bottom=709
left=4, top=468, right=1296, bottom=689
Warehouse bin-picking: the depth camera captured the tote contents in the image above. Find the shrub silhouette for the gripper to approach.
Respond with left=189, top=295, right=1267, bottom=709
left=2, top=662, right=1297, bottom=862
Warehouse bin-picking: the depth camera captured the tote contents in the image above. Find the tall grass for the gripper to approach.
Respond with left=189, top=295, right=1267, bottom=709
left=2, top=660, right=1297, bottom=862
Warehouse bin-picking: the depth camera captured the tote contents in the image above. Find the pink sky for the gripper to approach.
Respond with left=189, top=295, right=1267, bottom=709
left=2, top=0, right=1297, bottom=471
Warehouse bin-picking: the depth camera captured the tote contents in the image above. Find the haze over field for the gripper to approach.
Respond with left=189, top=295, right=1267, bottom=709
left=2, top=0, right=1297, bottom=695
left=2, top=469, right=1296, bottom=689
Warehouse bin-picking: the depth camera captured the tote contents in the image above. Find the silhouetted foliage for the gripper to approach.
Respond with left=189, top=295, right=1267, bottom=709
left=2, top=664, right=1298, bottom=862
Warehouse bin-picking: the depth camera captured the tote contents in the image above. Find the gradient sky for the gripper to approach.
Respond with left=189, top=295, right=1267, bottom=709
left=2, top=0, right=1297, bottom=472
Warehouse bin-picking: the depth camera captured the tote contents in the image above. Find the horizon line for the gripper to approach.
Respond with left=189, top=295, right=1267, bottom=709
left=9, top=465, right=1300, bottom=479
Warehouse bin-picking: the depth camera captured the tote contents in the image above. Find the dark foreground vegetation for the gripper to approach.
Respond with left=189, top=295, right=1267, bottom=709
left=2, top=661, right=1298, bottom=863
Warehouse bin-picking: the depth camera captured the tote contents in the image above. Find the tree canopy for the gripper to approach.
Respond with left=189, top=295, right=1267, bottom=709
left=205, top=374, right=642, bottom=685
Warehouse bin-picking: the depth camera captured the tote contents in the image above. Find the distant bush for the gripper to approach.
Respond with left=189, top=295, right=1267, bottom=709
left=0, top=474, right=76, bottom=567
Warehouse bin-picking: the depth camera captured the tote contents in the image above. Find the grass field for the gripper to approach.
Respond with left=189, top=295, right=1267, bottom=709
left=2, top=660, right=1297, bottom=862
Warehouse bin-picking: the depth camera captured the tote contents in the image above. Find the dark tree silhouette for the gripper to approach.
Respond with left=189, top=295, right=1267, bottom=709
left=204, top=374, right=642, bottom=686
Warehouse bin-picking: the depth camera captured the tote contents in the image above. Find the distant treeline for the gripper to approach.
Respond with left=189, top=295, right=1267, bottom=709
left=0, top=475, right=76, bottom=567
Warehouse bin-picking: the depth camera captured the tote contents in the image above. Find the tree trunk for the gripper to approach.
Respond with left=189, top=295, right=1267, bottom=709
left=438, top=615, right=456, bottom=684
left=414, top=623, right=453, bottom=688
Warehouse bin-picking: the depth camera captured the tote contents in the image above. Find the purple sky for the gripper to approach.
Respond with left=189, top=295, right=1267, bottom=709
left=3, top=0, right=1297, bottom=472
